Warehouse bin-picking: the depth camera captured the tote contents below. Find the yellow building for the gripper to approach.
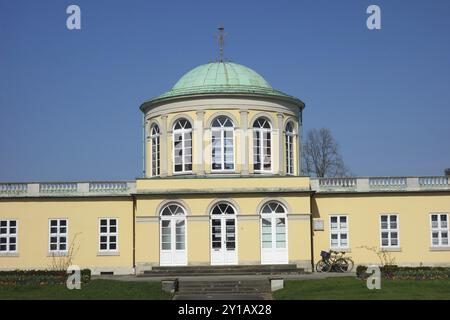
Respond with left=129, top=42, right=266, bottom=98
left=1, top=61, right=449, bottom=274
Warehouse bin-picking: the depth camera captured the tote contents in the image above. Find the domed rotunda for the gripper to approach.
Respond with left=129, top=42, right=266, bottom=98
left=141, top=61, right=305, bottom=178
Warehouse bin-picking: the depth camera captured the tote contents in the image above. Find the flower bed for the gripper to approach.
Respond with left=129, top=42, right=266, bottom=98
left=356, top=265, right=450, bottom=280
left=0, top=269, right=91, bottom=286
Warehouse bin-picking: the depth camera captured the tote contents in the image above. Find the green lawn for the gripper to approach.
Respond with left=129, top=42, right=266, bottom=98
left=0, top=280, right=172, bottom=300
left=274, top=277, right=450, bottom=300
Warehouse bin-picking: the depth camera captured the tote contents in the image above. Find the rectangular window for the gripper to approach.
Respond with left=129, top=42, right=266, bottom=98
left=329, top=215, right=348, bottom=249
left=430, top=213, right=449, bottom=247
left=380, top=214, right=399, bottom=248
left=49, top=219, right=68, bottom=253
left=99, top=218, right=118, bottom=252
left=0, top=220, right=17, bottom=253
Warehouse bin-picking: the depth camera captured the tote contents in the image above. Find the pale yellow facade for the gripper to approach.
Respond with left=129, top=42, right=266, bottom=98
left=0, top=198, right=134, bottom=274
left=1, top=62, right=449, bottom=275
left=312, top=192, right=450, bottom=267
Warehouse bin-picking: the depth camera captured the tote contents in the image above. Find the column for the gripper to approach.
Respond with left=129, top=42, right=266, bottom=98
left=239, top=110, right=249, bottom=175
left=161, top=114, right=168, bottom=177
left=144, top=119, right=150, bottom=178
left=277, top=113, right=285, bottom=175
left=195, top=111, right=205, bottom=176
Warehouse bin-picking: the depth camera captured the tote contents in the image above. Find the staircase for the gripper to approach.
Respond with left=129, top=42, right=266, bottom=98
left=177, top=279, right=271, bottom=294
left=139, top=264, right=304, bottom=277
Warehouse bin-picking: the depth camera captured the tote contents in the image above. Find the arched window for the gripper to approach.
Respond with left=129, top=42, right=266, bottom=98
left=260, top=201, right=288, bottom=264
left=210, top=202, right=237, bottom=265
left=150, top=124, right=160, bottom=177
left=173, top=119, right=192, bottom=173
left=285, top=122, right=295, bottom=175
left=253, top=117, right=272, bottom=172
left=211, top=116, right=235, bottom=171
left=160, top=203, right=187, bottom=266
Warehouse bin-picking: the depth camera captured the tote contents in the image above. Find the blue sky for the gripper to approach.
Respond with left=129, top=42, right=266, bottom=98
left=1, top=0, right=449, bottom=181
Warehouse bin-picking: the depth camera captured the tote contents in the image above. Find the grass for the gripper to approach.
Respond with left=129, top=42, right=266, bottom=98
left=0, top=280, right=172, bottom=300
left=274, top=277, right=450, bottom=300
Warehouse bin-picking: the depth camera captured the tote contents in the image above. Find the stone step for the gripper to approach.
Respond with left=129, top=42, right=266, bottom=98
left=177, top=279, right=271, bottom=294
left=152, top=264, right=298, bottom=272
left=140, top=264, right=304, bottom=277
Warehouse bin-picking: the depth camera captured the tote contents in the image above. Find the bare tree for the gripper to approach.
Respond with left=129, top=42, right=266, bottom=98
left=445, top=168, right=450, bottom=176
left=302, top=128, right=349, bottom=177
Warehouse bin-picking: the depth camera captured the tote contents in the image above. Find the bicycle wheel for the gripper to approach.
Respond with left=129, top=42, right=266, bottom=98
left=335, top=258, right=349, bottom=272
left=316, top=259, right=332, bottom=273
left=336, top=258, right=353, bottom=272
left=345, top=258, right=354, bottom=272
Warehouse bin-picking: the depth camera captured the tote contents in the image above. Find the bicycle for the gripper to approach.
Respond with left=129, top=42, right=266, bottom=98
left=315, top=250, right=354, bottom=273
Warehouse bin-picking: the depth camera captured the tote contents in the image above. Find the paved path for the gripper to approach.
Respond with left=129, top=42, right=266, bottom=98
left=173, top=293, right=272, bottom=300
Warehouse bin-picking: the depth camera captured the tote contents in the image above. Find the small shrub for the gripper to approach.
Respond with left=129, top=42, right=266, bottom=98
left=356, top=266, right=449, bottom=281
left=0, top=269, right=91, bottom=286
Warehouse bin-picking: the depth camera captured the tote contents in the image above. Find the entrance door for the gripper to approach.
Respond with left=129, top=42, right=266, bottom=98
left=260, top=201, right=288, bottom=264
left=160, top=204, right=187, bottom=266
left=210, top=202, right=237, bottom=265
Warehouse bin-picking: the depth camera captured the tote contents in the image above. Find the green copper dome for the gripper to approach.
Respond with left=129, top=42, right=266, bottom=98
left=145, top=62, right=303, bottom=105
left=172, top=62, right=271, bottom=90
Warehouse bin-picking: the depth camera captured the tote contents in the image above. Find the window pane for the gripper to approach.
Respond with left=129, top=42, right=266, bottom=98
left=276, top=240, right=286, bottom=249
left=176, top=242, right=185, bottom=250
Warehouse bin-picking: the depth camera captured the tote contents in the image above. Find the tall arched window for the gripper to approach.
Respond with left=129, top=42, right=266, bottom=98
left=211, top=116, right=235, bottom=171
left=285, top=122, right=295, bottom=175
left=173, top=119, right=192, bottom=173
left=253, top=117, right=272, bottom=172
left=210, top=202, right=237, bottom=265
left=260, top=201, right=288, bottom=264
left=150, top=124, right=160, bottom=177
left=160, top=203, right=187, bottom=266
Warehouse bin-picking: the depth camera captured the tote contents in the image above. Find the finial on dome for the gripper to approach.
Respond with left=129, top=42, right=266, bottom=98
left=215, top=26, right=227, bottom=62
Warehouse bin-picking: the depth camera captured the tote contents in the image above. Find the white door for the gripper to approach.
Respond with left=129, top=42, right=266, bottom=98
left=261, top=202, right=288, bottom=264
left=210, top=203, right=237, bottom=265
left=160, top=204, right=187, bottom=266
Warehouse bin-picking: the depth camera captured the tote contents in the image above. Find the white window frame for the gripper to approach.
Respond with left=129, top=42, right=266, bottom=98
left=380, top=214, right=400, bottom=248
left=329, top=215, right=349, bottom=249
left=253, top=118, right=273, bottom=173
left=99, top=218, right=119, bottom=252
left=0, top=220, right=18, bottom=254
left=150, top=124, right=160, bottom=177
left=285, top=122, right=295, bottom=175
left=48, top=219, right=68, bottom=254
left=172, top=119, right=193, bottom=174
left=430, top=213, right=449, bottom=247
left=211, top=116, right=235, bottom=172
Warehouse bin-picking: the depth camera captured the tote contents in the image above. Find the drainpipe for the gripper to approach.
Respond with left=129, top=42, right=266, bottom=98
left=310, top=191, right=315, bottom=272
left=132, top=194, right=136, bottom=274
